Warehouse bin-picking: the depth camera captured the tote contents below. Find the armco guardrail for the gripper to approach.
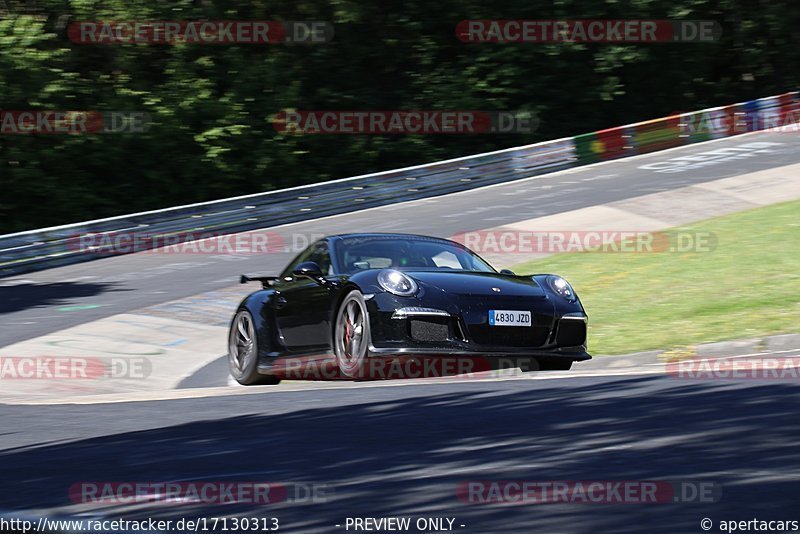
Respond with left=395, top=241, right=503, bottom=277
left=0, top=91, right=797, bottom=277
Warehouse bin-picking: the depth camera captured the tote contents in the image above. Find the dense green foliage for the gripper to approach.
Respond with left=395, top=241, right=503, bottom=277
left=1, top=0, right=798, bottom=233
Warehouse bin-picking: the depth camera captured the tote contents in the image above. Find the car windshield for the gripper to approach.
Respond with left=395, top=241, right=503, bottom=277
left=336, top=236, right=495, bottom=274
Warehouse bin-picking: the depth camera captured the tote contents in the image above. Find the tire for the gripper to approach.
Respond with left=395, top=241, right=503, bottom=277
left=228, top=309, right=281, bottom=386
left=334, top=290, right=371, bottom=378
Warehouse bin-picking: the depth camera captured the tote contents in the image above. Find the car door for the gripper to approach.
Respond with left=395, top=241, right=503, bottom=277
left=274, top=240, right=335, bottom=351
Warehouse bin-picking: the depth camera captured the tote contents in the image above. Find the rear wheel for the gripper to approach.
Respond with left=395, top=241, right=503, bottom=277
left=334, top=291, right=370, bottom=378
left=228, top=310, right=281, bottom=385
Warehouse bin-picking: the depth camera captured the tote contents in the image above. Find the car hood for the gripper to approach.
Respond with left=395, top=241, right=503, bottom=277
left=406, top=270, right=547, bottom=298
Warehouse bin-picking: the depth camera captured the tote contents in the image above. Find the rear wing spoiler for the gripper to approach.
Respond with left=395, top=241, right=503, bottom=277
left=240, top=274, right=280, bottom=288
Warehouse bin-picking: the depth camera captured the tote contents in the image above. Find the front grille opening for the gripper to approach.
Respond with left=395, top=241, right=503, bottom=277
left=556, top=319, right=587, bottom=347
left=409, top=318, right=450, bottom=342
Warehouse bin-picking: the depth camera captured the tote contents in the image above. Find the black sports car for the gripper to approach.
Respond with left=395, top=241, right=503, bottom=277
left=229, top=233, right=590, bottom=385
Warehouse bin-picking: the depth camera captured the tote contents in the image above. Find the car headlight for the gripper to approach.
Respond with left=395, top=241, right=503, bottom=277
left=377, top=269, right=418, bottom=297
left=547, top=275, right=576, bottom=301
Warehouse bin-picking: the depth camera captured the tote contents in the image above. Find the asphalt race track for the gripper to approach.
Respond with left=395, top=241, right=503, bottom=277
left=2, top=375, right=800, bottom=532
left=2, top=131, right=800, bottom=533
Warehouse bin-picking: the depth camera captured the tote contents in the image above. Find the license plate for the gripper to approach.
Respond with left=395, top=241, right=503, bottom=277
left=489, top=310, right=532, bottom=327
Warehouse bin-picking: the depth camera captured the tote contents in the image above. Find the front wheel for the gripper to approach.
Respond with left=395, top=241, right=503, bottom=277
left=228, top=309, right=281, bottom=385
left=334, top=290, right=371, bottom=378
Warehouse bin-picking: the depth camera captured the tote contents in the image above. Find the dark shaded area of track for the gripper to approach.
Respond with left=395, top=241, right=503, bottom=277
left=0, top=282, right=129, bottom=314
left=1, top=375, right=798, bottom=533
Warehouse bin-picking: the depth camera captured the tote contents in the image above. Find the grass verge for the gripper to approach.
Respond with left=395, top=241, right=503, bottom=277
left=510, top=200, right=800, bottom=355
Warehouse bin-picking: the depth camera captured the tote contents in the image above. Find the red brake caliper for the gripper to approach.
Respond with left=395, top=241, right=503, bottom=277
left=344, top=314, right=352, bottom=356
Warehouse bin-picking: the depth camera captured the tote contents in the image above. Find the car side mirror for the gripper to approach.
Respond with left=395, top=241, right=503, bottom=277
left=499, top=269, right=515, bottom=276
left=293, top=261, right=324, bottom=279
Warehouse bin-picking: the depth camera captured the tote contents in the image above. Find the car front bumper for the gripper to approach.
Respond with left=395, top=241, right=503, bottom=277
left=365, top=292, right=590, bottom=362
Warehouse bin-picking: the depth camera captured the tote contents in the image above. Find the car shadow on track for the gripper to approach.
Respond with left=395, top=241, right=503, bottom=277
left=1, top=376, right=799, bottom=533
left=0, top=282, right=127, bottom=314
